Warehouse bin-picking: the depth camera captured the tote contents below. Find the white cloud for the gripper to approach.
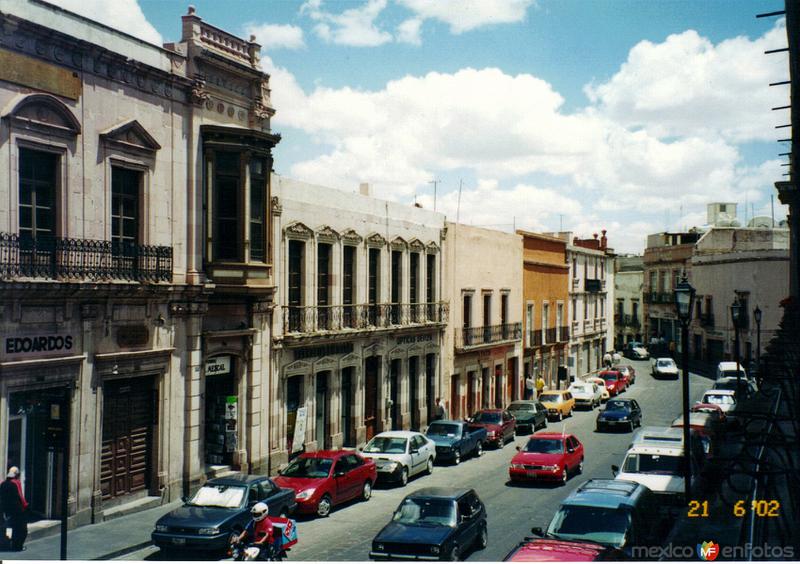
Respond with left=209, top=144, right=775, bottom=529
left=244, top=23, right=305, bottom=51
left=396, top=18, right=423, bottom=46
left=585, top=21, right=788, bottom=142
left=44, top=0, right=162, bottom=45
left=397, top=0, right=535, bottom=34
left=301, top=0, right=392, bottom=47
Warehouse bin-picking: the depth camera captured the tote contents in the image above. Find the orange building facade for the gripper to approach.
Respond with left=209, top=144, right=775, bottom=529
left=518, top=231, right=571, bottom=392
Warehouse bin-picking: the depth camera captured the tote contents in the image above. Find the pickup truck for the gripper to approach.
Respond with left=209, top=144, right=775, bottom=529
left=425, top=420, right=487, bottom=465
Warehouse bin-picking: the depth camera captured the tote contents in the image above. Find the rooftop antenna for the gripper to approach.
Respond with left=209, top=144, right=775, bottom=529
left=456, top=179, right=463, bottom=223
left=429, top=179, right=440, bottom=212
left=771, top=194, right=776, bottom=227
left=559, top=214, right=564, bottom=232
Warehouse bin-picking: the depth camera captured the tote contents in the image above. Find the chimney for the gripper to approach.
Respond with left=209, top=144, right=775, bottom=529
left=600, top=229, right=608, bottom=250
left=359, top=183, right=371, bottom=197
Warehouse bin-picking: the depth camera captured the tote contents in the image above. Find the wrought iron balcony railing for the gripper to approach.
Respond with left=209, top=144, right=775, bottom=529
left=644, top=291, right=675, bottom=305
left=282, top=302, right=448, bottom=334
left=700, top=313, right=715, bottom=327
left=0, top=233, right=173, bottom=283
left=617, top=314, right=641, bottom=327
left=456, top=322, right=521, bottom=349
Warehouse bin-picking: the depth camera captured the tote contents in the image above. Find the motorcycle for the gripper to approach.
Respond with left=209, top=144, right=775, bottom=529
left=227, top=517, right=298, bottom=562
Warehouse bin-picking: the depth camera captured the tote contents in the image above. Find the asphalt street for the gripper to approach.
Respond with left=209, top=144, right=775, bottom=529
left=126, top=358, right=714, bottom=561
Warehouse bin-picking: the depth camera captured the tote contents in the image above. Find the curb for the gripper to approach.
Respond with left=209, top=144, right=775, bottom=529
left=93, top=540, right=154, bottom=561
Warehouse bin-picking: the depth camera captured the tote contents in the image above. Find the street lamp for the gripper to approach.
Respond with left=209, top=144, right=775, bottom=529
left=730, top=299, right=743, bottom=395
left=753, top=306, right=762, bottom=383
left=674, top=274, right=695, bottom=504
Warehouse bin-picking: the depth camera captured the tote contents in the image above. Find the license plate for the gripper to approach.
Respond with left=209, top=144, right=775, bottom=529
left=172, top=538, right=186, bottom=545
left=527, top=471, right=538, bottom=477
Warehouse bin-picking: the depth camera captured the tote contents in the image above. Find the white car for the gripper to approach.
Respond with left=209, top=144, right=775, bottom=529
left=701, top=389, right=737, bottom=414
left=652, top=358, right=679, bottom=379
left=584, top=377, right=610, bottom=402
left=568, top=382, right=603, bottom=409
left=716, top=361, right=748, bottom=381
left=358, top=431, right=436, bottom=486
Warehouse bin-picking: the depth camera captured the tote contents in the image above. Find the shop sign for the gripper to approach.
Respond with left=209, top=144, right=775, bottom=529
left=294, top=343, right=353, bottom=361
left=3, top=333, right=75, bottom=359
left=291, top=407, right=307, bottom=453
left=116, top=325, right=149, bottom=348
left=205, top=355, right=231, bottom=376
left=396, top=334, right=434, bottom=345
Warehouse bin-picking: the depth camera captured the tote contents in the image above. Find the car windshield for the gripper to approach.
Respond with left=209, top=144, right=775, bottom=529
left=622, top=453, right=683, bottom=475
left=282, top=457, right=333, bottom=478
left=704, top=394, right=735, bottom=405
left=508, top=403, right=534, bottom=412
left=364, top=436, right=408, bottom=454
left=525, top=438, right=563, bottom=454
left=188, top=484, right=246, bottom=508
left=538, top=394, right=561, bottom=403
left=473, top=412, right=502, bottom=424
left=616, top=367, right=630, bottom=374
left=547, top=505, right=631, bottom=547
left=657, top=360, right=675, bottom=368
left=713, top=381, right=738, bottom=391
left=601, top=373, right=618, bottom=381
left=720, top=369, right=746, bottom=379
left=569, top=385, right=589, bottom=394
left=427, top=423, right=460, bottom=437
left=392, top=498, right=457, bottom=528
left=605, top=400, right=630, bottom=411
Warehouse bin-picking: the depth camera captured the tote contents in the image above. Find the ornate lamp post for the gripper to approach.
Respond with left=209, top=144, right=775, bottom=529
left=753, top=306, right=762, bottom=382
left=674, top=274, right=696, bottom=503
left=731, top=299, right=743, bottom=394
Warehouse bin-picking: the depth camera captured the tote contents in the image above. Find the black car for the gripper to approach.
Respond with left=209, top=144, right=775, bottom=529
left=506, top=401, right=548, bottom=434
left=152, top=474, right=297, bottom=553
left=596, top=399, right=642, bottom=432
left=370, top=488, right=487, bottom=561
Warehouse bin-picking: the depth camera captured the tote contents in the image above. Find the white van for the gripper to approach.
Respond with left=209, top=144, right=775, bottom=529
left=612, top=427, right=705, bottom=503
left=716, top=361, right=747, bottom=381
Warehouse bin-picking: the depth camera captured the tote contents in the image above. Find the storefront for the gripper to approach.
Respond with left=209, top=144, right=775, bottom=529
left=203, top=355, right=238, bottom=466
left=452, top=345, right=520, bottom=416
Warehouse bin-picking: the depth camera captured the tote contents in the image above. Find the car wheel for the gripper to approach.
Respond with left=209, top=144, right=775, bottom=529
left=629, top=421, right=635, bottom=432
left=399, top=467, right=409, bottom=486
left=474, top=442, right=483, bottom=458
left=560, top=468, right=568, bottom=485
left=557, top=411, right=563, bottom=422
left=446, top=544, right=460, bottom=561
left=426, top=458, right=434, bottom=475
left=569, top=408, right=574, bottom=418
left=317, top=494, right=332, bottom=517
left=476, top=523, right=488, bottom=550
left=453, top=449, right=461, bottom=465
left=578, top=458, right=584, bottom=474
left=362, top=480, right=373, bottom=501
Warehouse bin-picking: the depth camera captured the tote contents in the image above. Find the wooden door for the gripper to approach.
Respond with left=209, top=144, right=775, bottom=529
left=364, top=357, right=379, bottom=440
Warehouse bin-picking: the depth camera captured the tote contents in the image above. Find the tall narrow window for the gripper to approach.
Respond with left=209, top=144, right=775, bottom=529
left=410, top=252, right=420, bottom=322
left=391, top=250, right=402, bottom=324
left=556, top=303, right=563, bottom=341
left=426, top=253, right=436, bottom=320
left=368, top=248, right=380, bottom=325
left=19, top=148, right=58, bottom=242
left=249, top=158, right=267, bottom=262
left=213, top=152, right=240, bottom=261
left=317, top=243, right=332, bottom=329
left=288, top=240, right=304, bottom=331
left=463, top=294, right=472, bottom=346
left=343, top=246, right=356, bottom=328
left=111, top=167, right=140, bottom=250
left=483, top=293, right=492, bottom=344
left=526, top=304, right=533, bottom=347
left=501, top=294, right=509, bottom=339
left=542, top=303, right=549, bottom=345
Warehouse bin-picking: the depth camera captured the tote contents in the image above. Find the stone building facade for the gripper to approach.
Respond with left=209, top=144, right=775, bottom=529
left=443, top=223, right=523, bottom=418
left=269, top=179, right=447, bottom=471
left=614, top=255, right=644, bottom=348
left=517, top=231, right=570, bottom=391
left=0, top=1, right=278, bottom=527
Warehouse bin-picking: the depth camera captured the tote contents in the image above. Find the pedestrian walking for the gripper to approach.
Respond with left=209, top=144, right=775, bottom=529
left=524, top=375, right=535, bottom=400
left=535, top=376, right=546, bottom=398
left=432, top=398, right=447, bottom=421
left=612, top=351, right=621, bottom=365
left=603, top=351, right=612, bottom=368
left=0, top=466, right=28, bottom=552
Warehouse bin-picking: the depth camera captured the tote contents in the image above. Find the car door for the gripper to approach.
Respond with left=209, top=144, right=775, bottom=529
left=631, top=400, right=642, bottom=424
left=456, top=493, right=482, bottom=548
left=342, top=454, right=365, bottom=501
left=535, top=402, right=547, bottom=427
left=331, top=458, right=351, bottom=503
left=568, top=436, right=582, bottom=469
left=409, top=435, right=426, bottom=475
left=502, top=411, right=513, bottom=441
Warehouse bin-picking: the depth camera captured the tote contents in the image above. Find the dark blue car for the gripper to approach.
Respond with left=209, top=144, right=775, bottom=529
left=596, top=399, right=642, bottom=432
left=152, top=474, right=297, bottom=553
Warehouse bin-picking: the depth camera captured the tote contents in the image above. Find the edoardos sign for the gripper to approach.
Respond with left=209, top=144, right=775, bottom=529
left=4, top=334, right=75, bottom=358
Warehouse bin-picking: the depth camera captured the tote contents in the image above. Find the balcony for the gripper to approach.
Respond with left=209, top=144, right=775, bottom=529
left=700, top=313, right=715, bottom=327
left=528, top=329, right=543, bottom=347
left=644, top=291, right=674, bottom=305
left=617, top=314, right=641, bottom=328
left=282, top=302, right=448, bottom=335
left=585, top=278, right=602, bottom=293
left=0, top=233, right=172, bottom=283
left=456, top=322, right=522, bottom=350
left=572, top=278, right=580, bottom=288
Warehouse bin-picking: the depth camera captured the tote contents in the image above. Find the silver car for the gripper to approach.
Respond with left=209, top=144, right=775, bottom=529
left=359, top=431, right=436, bottom=487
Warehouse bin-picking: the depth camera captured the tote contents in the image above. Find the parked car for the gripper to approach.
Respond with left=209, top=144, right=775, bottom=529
left=624, top=341, right=650, bottom=360
left=713, top=376, right=756, bottom=399
left=595, top=398, right=642, bottom=432
left=504, top=538, right=627, bottom=561
left=370, top=488, right=487, bottom=561
left=152, top=474, right=296, bottom=553
left=584, top=377, right=610, bottom=402
left=613, top=364, right=636, bottom=385
left=506, top=400, right=548, bottom=434
left=273, top=450, right=377, bottom=517
left=692, top=402, right=728, bottom=424
left=568, top=382, right=603, bottom=409
left=509, top=432, right=584, bottom=485
left=526, top=479, right=668, bottom=558
left=716, top=361, right=749, bottom=382
left=426, top=420, right=486, bottom=465
left=597, top=370, right=626, bottom=396
left=670, top=412, right=721, bottom=459
left=359, top=431, right=436, bottom=486
left=467, top=409, right=516, bottom=448
left=651, top=358, right=679, bottom=379
left=538, top=391, right=575, bottom=421
left=700, top=389, right=737, bottom=414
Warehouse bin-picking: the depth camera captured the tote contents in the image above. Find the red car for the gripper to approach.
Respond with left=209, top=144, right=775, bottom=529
left=613, top=364, right=636, bottom=386
left=598, top=370, right=626, bottom=396
left=504, top=538, right=626, bottom=561
left=468, top=409, right=516, bottom=448
left=508, top=432, right=584, bottom=485
left=273, top=450, right=377, bottom=517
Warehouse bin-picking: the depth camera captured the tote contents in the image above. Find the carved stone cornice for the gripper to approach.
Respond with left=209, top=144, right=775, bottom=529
left=316, top=225, right=340, bottom=243
left=390, top=237, right=408, bottom=251
left=190, top=78, right=211, bottom=106
left=169, top=301, right=208, bottom=316
left=409, top=238, right=425, bottom=252
left=426, top=241, right=441, bottom=253
left=284, top=221, right=313, bottom=240
left=341, top=229, right=363, bottom=245
left=365, top=233, right=387, bottom=248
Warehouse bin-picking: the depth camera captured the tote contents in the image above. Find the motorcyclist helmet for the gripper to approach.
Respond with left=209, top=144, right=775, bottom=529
left=251, top=502, right=269, bottom=522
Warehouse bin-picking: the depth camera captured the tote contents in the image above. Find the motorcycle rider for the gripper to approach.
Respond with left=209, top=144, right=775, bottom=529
left=234, top=502, right=275, bottom=559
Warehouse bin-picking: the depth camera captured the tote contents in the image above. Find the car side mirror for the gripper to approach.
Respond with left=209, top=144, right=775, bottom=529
left=611, top=464, right=620, bottom=476
left=515, top=445, right=521, bottom=452
left=567, top=448, right=575, bottom=454
left=334, top=470, right=346, bottom=478
left=530, top=527, right=544, bottom=537
left=410, top=448, right=419, bottom=454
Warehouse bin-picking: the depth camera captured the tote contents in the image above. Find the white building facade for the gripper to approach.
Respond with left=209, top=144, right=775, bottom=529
left=614, top=256, right=644, bottom=348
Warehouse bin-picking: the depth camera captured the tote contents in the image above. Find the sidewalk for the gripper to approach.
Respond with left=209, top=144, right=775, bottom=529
left=0, top=500, right=181, bottom=561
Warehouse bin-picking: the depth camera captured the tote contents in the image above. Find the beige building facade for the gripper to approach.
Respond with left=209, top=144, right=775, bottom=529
left=614, top=255, right=644, bottom=348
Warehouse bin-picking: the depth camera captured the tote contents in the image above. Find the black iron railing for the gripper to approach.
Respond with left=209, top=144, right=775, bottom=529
left=0, top=233, right=172, bottom=282
left=700, top=313, right=715, bottom=327
left=457, top=322, right=521, bottom=349
left=617, top=314, right=641, bottom=327
left=283, top=302, right=449, bottom=334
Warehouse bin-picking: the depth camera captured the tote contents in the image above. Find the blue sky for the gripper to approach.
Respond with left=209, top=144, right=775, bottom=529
left=52, top=0, right=791, bottom=252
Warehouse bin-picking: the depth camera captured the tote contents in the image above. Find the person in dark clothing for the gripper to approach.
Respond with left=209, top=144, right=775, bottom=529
left=432, top=398, right=447, bottom=421
left=0, top=467, right=28, bottom=551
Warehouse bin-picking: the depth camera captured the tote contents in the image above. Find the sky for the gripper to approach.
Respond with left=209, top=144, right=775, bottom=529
left=48, top=0, right=792, bottom=253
